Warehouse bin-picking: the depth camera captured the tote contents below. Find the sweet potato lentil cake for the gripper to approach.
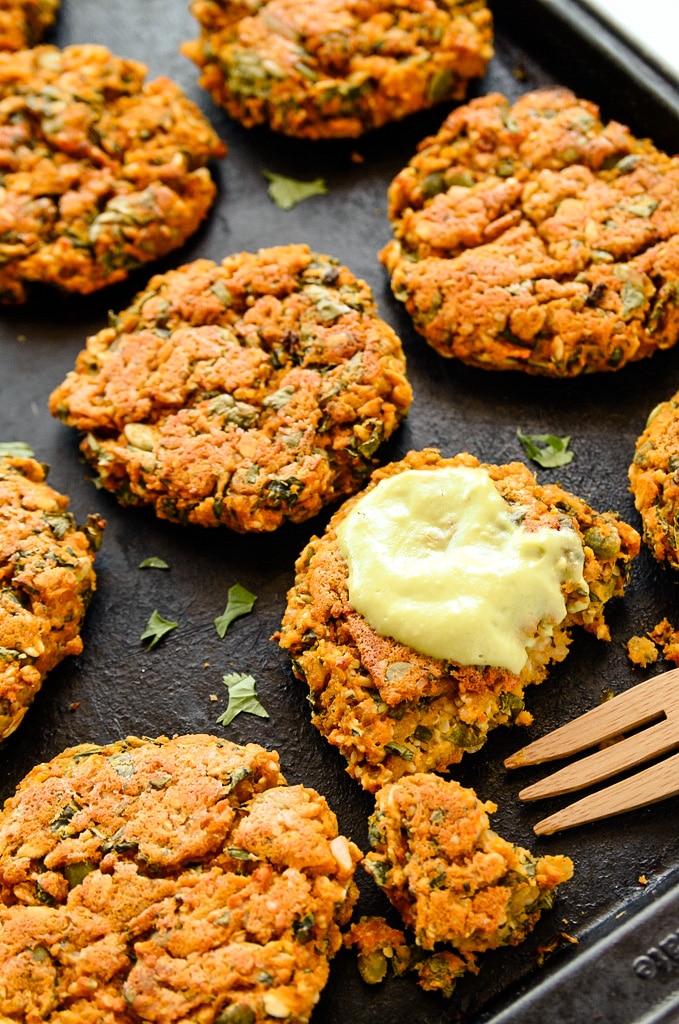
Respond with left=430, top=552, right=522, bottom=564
left=349, top=773, right=572, bottom=994
left=629, top=394, right=679, bottom=569
left=0, top=733, right=362, bottom=1023
left=0, top=0, right=58, bottom=50
left=49, top=243, right=413, bottom=531
left=380, top=87, right=679, bottom=376
left=0, top=452, right=103, bottom=741
left=0, top=43, right=225, bottom=303
left=276, top=449, right=640, bottom=792
left=182, top=0, right=493, bottom=139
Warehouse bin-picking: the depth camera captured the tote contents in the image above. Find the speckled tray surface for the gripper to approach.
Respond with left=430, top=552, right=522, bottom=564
left=1, top=2, right=679, bottom=1022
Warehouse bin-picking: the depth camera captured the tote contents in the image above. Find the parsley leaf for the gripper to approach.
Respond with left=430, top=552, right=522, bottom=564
left=263, top=170, right=328, bottom=210
left=140, top=610, right=178, bottom=648
left=138, top=557, right=169, bottom=570
left=0, top=441, right=35, bottom=458
left=216, top=672, right=270, bottom=727
left=214, top=583, right=257, bottom=638
left=517, top=429, right=574, bottom=468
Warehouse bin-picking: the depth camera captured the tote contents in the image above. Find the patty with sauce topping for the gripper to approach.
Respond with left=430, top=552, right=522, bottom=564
left=380, top=87, right=679, bottom=376
left=0, top=43, right=225, bottom=303
left=182, top=0, right=493, bottom=139
left=0, top=452, right=103, bottom=741
left=276, top=448, right=640, bottom=792
left=0, top=0, right=59, bottom=50
left=0, top=733, right=362, bottom=1023
left=49, top=244, right=413, bottom=531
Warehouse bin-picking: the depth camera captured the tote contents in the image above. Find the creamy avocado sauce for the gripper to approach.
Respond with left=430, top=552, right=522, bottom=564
left=336, top=465, right=588, bottom=674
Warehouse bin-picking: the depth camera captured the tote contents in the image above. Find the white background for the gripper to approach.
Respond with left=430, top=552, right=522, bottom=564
left=579, top=0, right=679, bottom=81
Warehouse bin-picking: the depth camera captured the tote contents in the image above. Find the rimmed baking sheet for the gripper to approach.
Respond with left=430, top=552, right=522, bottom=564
left=1, top=2, right=679, bottom=1021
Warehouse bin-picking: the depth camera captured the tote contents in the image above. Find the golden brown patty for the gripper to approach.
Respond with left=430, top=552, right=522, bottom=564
left=182, top=0, right=493, bottom=139
left=49, top=244, right=413, bottom=532
left=629, top=394, right=679, bottom=568
left=0, top=43, right=225, bottom=303
left=0, top=453, right=103, bottom=741
left=0, top=733, right=362, bottom=1024
left=276, top=449, right=640, bottom=792
left=380, top=87, right=679, bottom=376
left=362, top=773, right=572, bottom=968
left=0, top=0, right=59, bottom=50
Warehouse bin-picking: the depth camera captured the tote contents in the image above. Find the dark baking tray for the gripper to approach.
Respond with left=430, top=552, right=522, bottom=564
left=1, top=2, right=679, bottom=1021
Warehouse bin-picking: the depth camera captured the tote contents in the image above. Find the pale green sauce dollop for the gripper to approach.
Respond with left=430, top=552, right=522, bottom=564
left=336, top=465, right=588, bottom=674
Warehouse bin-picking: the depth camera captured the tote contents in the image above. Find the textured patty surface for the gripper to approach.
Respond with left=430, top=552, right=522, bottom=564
left=0, top=454, right=103, bottom=741
left=363, top=773, right=572, bottom=959
left=381, top=87, right=679, bottom=376
left=276, top=449, right=640, bottom=791
left=49, top=244, right=413, bottom=531
left=629, top=394, right=679, bottom=569
left=0, top=0, right=59, bottom=50
left=0, top=43, right=225, bottom=303
left=182, top=0, right=493, bottom=139
left=0, top=733, right=362, bottom=1023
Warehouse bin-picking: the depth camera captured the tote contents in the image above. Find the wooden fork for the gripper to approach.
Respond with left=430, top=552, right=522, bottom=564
left=504, top=666, right=679, bottom=834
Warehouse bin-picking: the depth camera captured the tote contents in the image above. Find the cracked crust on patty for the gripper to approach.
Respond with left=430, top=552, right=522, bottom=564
left=380, top=87, right=679, bottom=376
left=182, top=0, right=493, bottom=139
left=0, top=453, right=103, bottom=741
left=0, top=43, right=225, bottom=303
left=49, top=243, right=413, bottom=532
left=0, top=733, right=362, bottom=1024
left=0, top=0, right=59, bottom=50
left=276, top=449, right=640, bottom=792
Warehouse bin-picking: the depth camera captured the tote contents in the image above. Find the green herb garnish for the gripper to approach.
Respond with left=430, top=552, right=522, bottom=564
left=140, top=609, right=178, bottom=648
left=138, top=557, right=169, bottom=569
left=217, top=671, right=270, bottom=727
left=214, top=583, right=257, bottom=638
left=517, top=428, right=574, bottom=468
left=263, top=170, right=327, bottom=210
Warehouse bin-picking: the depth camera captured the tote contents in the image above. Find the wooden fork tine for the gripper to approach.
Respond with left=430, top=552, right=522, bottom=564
left=516, top=716, right=679, bottom=800
left=533, top=749, right=679, bottom=834
left=504, top=666, right=679, bottom=769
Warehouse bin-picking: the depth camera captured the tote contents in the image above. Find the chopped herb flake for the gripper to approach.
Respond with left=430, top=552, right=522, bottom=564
left=109, top=752, right=135, bottom=779
left=384, top=740, right=414, bottom=761
left=228, top=846, right=255, bottom=861
left=217, top=671, right=269, bottom=727
left=43, top=513, right=74, bottom=539
left=214, top=583, right=257, bottom=638
left=263, top=170, right=327, bottom=210
left=138, top=557, right=169, bottom=569
left=64, top=861, right=97, bottom=889
left=517, top=428, right=574, bottom=468
left=140, top=609, right=178, bottom=648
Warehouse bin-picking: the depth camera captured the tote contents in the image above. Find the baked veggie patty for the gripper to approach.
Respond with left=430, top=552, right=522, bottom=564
left=182, top=0, right=493, bottom=139
left=0, top=452, right=103, bottom=741
left=629, top=393, right=679, bottom=569
left=49, top=243, right=413, bottom=531
left=381, top=87, right=679, bottom=376
left=357, top=772, right=572, bottom=986
left=0, top=43, right=225, bottom=302
left=0, top=733, right=362, bottom=1023
left=276, top=448, right=640, bottom=792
